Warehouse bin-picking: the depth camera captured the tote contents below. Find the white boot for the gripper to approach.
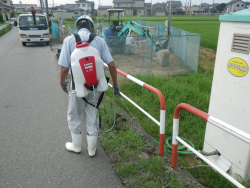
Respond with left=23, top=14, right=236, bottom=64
left=87, top=135, right=98, bottom=157
left=65, top=132, right=82, bottom=153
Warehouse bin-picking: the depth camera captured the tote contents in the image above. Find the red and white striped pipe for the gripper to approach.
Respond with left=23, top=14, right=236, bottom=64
left=171, top=103, right=250, bottom=167
left=171, top=103, right=250, bottom=188
left=104, top=63, right=166, bottom=155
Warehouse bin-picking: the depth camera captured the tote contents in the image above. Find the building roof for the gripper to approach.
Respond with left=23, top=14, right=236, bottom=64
left=67, top=7, right=82, bottom=11
left=98, top=6, right=112, bottom=10
left=167, top=1, right=182, bottom=6
left=153, top=2, right=166, bottom=6
left=226, top=0, right=245, bottom=5
left=113, top=0, right=134, bottom=3
left=75, top=0, right=91, bottom=3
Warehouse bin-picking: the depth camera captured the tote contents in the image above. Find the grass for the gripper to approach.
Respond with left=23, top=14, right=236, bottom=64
left=170, top=21, right=220, bottom=51
left=99, top=16, right=219, bottom=22
left=103, top=69, right=241, bottom=188
left=99, top=97, right=185, bottom=187
left=97, top=16, right=220, bottom=51
left=0, top=24, right=11, bottom=37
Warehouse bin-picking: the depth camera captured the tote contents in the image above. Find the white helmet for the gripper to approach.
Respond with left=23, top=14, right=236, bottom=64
left=75, top=15, right=94, bottom=31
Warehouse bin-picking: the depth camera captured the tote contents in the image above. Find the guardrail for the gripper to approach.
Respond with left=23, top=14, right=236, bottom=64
left=171, top=103, right=250, bottom=188
left=104, top=63, right=166, bottom=155
left=0, top=24, right=8, bottom=31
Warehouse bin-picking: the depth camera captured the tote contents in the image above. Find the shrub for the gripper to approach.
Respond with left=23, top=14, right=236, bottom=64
left=0, top=13, right=3, bottom=23
left=103, top=14, right=107, bottom=17
left=5, top=13, right=8, bottom=21
left=91, top=15, right=96, bottom=22
left=64, top=18, right=77, bottom=21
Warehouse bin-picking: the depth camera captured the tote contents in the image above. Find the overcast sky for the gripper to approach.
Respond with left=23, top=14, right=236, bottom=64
left=12, top=0, right=249, bottom=8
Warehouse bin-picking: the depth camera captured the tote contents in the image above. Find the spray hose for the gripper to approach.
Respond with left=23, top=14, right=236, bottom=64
left=93, top=85, right=195, bottom=155
left=93, top=85, right=116, bottom=133
left=150, top=135, right=195, bottom=155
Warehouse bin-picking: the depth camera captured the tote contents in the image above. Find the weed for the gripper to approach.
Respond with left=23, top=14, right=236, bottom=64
left=0, top=25, right=11, bottom=37
left=99, top=96, right=185, bottom=187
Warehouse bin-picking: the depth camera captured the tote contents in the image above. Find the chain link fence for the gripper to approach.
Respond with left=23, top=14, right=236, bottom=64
left=51, top=20, right=200, bottom=77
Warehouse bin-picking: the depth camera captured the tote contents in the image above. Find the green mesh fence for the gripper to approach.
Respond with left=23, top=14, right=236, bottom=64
left=52, top=20, right=200, bottom=77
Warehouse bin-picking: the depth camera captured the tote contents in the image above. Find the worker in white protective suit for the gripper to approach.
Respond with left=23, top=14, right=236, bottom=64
left=58, top=15, right=120, bottom=157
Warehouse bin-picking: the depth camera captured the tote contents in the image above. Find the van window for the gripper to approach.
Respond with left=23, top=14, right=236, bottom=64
left=19, top=16, right=47, bottom=28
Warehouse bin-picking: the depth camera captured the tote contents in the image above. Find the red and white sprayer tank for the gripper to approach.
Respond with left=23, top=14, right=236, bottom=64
left=71, top=41, right=108, bottom=97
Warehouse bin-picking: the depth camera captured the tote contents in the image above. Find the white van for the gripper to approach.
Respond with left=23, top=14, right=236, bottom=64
left=15, top=14, right=50, bottom=46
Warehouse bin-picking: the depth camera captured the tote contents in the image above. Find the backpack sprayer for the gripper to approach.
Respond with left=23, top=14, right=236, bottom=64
left=70, top=35, right=135, bottom=132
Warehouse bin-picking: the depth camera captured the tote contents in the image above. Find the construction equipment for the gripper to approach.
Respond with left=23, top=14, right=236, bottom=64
left=102, top=9, right=169, bottom=66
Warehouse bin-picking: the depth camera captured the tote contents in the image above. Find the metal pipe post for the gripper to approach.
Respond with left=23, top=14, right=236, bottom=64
left=168, top=0, right=172, bottom=35
left=45, top=0, right=50, bottom=32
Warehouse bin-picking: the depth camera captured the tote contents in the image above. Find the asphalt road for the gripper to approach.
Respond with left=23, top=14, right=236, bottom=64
left=0, top=27, right=123, bottom=188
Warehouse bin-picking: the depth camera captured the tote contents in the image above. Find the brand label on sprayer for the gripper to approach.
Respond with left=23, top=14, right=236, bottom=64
left=227, top=57, right=249, bottom=77
left=84, top=62, right=94, bottom=73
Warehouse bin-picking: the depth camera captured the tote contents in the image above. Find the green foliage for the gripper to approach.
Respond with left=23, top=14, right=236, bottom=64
left=99, top=16, right=219, bottom=22
left=103, top=14, right=107, bottom=17
left=99, top=97, right=184, bottom=187
left=5, top=13, right=8, bottom=21
left=0, top=25, right=11, bottom=37
left=0, top=13, right=3, bottom=23
left=64, top=18, right=77, bottom=21
left=115, top=71, right=214, bottom=150
left=235, top=174, right=250, bottom=188
left=171, top=21, right=220, bottom=51
left=189, top=166, right=237, bottom=187
left=91, top=15, right=96, bottom=22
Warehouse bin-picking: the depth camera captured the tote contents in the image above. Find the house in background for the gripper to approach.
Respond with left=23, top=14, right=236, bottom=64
left=152, top=2, right=166, bottom=15
left=199, top=3, right=210, bottom=13
left=166, top=1, right=183, bottom=14
left=225, top=0, right=247, bottom=13
left=75, top=0, right=95, bottom=15
left=98, top=6, right=112, bottom=17
left=53, top=0, right=95, bottom=16
left=113, top=0, right=145, bottom=17
left=190, top=5, right=199, bottom=13
left=13, top=3, right=38, bottom=12
left=153, top=7, right=165, bottom=16
left=1, top=0, right=15, bottom=20
left=212, top=3, right=227, bottom=13
left=145, top=3, right=152, bottom=16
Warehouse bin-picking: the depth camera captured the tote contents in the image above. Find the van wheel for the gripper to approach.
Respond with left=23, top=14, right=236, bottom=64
left=46, top=42, right=50, bottom=45
left=22, top=42, right=26, bottom=46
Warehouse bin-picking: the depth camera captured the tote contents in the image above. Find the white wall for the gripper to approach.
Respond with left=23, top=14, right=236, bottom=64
left=53, top=12, right=75, bottom=20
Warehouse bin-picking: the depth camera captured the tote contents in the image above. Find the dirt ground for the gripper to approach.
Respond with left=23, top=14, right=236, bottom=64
left=110, top=43, right=194, bottom=80
left=199, top=47, right=216, bottom=71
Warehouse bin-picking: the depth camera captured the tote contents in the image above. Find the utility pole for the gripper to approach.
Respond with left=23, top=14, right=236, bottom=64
left=40, top=0, right=43, bottom=14
left=190, top=0, right=191, bottom=15
left=1, top=0, right=6, bottom=22
left=168, top=0, right=172, bottom=35
left=212, top=0, right=214, bottom=16
left=45, top=0, right=49, bottom=30
left=52, top=0, right=54, bottom=8
left=151, top=0, right=152, bottom=16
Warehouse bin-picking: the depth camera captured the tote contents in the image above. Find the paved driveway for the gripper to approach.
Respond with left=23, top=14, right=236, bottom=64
left=0, top=27, right=122, bottom=188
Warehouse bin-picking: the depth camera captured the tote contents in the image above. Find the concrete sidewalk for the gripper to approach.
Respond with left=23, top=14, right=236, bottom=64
left=0, top=28, right=123, bottom=188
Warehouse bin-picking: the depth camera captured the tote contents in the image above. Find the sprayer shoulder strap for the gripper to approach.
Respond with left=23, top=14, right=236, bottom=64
left=72, top=33, right=96, bottom=44
left=82, top=77, right=109, bottom=109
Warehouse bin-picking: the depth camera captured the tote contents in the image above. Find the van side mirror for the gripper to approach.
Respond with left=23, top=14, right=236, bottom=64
left=14, top=21, right=17, bottom=26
